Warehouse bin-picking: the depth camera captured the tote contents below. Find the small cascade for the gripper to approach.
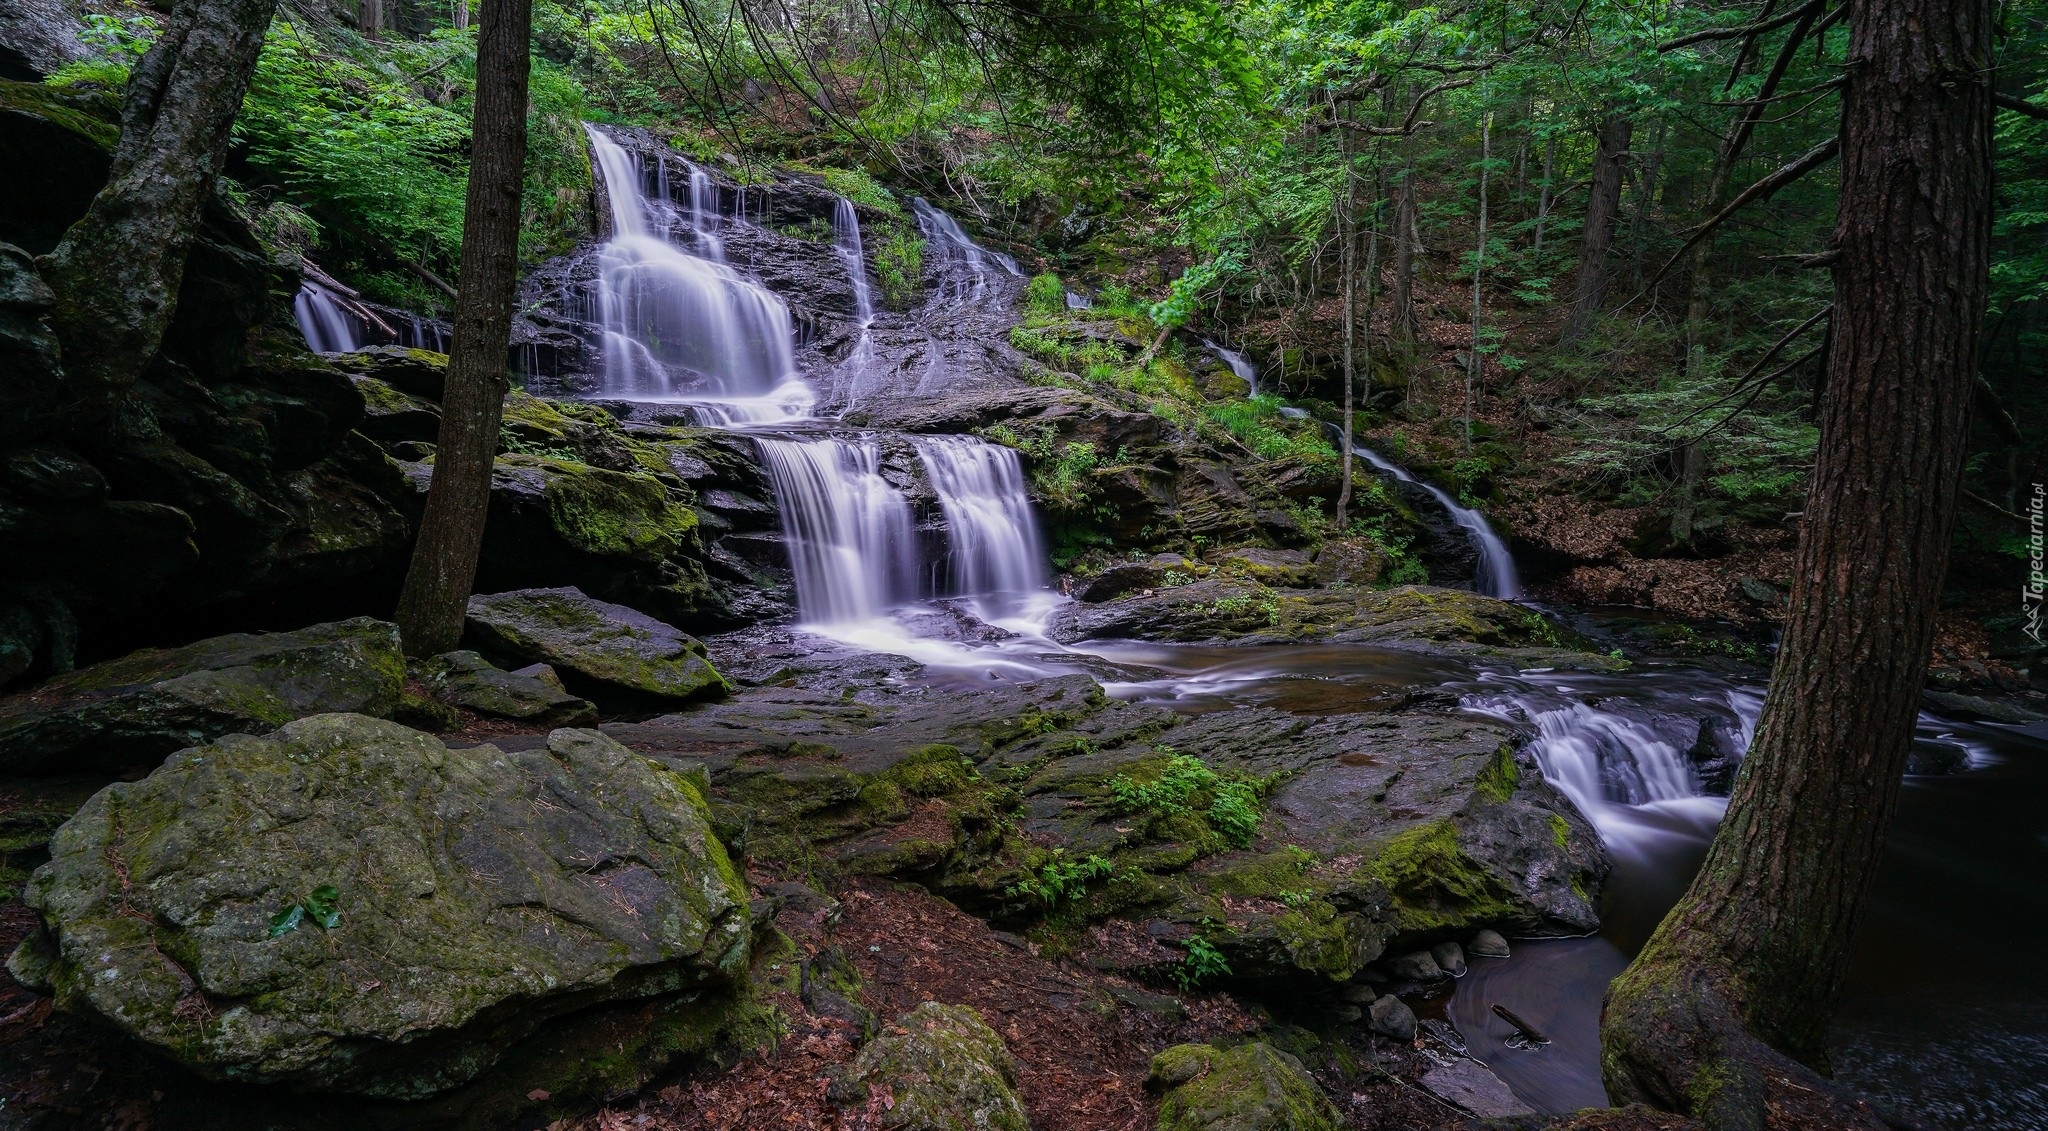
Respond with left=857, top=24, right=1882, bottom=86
left=753, top=436, right=920, bottom=624
left=294, top=281, right=361, bottom=354
left=1065, top=290, right=1093, bottom=310
left=912, top=198, right=1021, bottom=307
left=1352, top=444, right=1521, bottom=599
left=833, top=196, right=875, bottom=326
left=584, top=124, right=807, bottom=417
left=915, top=436, right=1050, bottom=602
left=683, top=157, right=725, bottom=262
left=1204, top=340, right=1258, bottom=397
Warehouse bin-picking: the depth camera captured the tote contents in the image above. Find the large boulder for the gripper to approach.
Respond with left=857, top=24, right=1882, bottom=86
left=1147, top=1042, right=1342, bottom=1131
left=465, top=587, right=729, bottom=704
left=847, top=1002, right=1029, bottom=1131
left=0, top=618, right=405, bottom=776
left=7, top=715, right=751, bottom=1097
left=418, top=650, right=597, bottom=726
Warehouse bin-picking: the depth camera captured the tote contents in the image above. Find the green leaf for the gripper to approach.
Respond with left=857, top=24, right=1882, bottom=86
left=269, top=904, right=306, bottom=938
left=304, top=885, right=342, bottom=930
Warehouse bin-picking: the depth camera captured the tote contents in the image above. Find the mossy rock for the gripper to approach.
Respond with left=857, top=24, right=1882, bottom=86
left=1147, top=1042, right=1342, bottom=1131
left=419, top=650, right=597, bottom=726
left=9, top=715, right=751, bottom=1097
left=0, top=617, right=406, bottom=777
left=850, top=1002, right=1029, bottom=1131
left=465, top=587, right=728, bottom=704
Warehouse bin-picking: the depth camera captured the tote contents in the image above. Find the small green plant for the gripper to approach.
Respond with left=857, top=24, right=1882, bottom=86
left=269, top=884, right=342, bottom=938
left=1174, top=934, right=1232, bottom=989
left=1107, top=751, right=1267, bottom=848
left=873, top=224, right=925, bottom=309
left=1006, top=850, right=1114, bottom=908
left=1025, top=272, right=1066, bottom=313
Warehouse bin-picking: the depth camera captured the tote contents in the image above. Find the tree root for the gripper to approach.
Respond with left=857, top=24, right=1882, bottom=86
left=1601, top=959, right=1916, bottom=1131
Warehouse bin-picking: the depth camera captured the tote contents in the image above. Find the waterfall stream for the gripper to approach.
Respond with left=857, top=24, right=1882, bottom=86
left=1203, top=339, right=1258, bottom=397
left=294, top=282, right=361, bottom=354
left=1352, top=444, right=1522, bottom=599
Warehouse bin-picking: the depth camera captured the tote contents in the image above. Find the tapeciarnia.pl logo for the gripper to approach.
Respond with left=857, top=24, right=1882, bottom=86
left=2026, top=483, right=2046, bottom=646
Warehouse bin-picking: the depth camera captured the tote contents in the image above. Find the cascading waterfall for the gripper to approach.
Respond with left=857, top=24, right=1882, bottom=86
left=913, top=197, right=1021, bottom=306
left=584, top=124, right=807, bottom=418
left=1352, top=444, right=1521, bottom=599
left=295, top=282, right=361, bottom=354
left=1204, top=340, right=1258, bottom=397
left=753, top=436, right=920, bottom=624
left=915, top=436, right=1050, bottom=606
left=833, top=197, right=874, bottom=326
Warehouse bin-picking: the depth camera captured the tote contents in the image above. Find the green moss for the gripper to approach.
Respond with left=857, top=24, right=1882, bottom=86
left=1550, top=813, right=1572, bottom=849
left=1272, top=902, right=1357, bottom=980
left=529, top=458, right=697, bottom=560
left=1359, top=819, right=1521, bottom=934
left=0, top=79, right=120, bottom=148
left=1150, top=1042, right=1342, bottom=1131
left=1475, top=743, right=1520, bottom=802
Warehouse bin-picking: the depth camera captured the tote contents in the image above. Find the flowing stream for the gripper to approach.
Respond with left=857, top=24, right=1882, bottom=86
left=573, top=123, right=2041, bottom=1124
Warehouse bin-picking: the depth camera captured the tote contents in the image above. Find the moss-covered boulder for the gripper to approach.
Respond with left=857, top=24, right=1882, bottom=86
left=466, top=587, right=729, bottom=704
left=419, top=649, right=596, bottom=725
left=0, top=617, right=405, bottom=776
left=7, top=715, right=751, bottom=1097
left=849, top=1002, right=1030, bottom=1130
left=1147, top=1042, right=1341, bottom=1131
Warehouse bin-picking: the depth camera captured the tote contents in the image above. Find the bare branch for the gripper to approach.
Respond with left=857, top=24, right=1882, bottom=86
left=1996, top=92, right=2048, bottom=120
left=1659, top=0, right=1825, bottom=52
left=1645, top=137, right=1839, bottom=291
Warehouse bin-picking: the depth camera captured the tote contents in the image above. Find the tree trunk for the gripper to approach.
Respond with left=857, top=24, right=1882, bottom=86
left=1560, top=109, right=1631, bottom=343
left=1531, top=132, right=1556, bottom=253
left=360, top=0, right=383, bottom=38
left=454, top=0, right=470, bottom=29
left=1465, top=109, right=1491, bottom=452
left=1391, top=163, right=1418, bottom=344
left=393, top=0, right=533, bottom=656
left=1336, top=106, right=1357, bottom=526
left=1599, top=0, right=1994, bottom=1121
left=37, top=0, right=277, bottom=430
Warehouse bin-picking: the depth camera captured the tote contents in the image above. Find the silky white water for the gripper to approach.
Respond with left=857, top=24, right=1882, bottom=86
left=1204, top=339, right=1258, bottom=397
left=1352, top=444, right=1522, bottom=599
left=294, top=282, right=360, bottom=354
left=585, top=125, right=809, bottom=417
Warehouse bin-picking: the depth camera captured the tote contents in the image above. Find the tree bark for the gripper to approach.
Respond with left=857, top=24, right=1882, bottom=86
left=1336, top=104, right=1357, bottom=526
left=1465, top=109, right=1491, bottom=452
left=1599, top=0, right=1994, bottom=1121
left=454, top=0, right=470, bottom=29
left=393, top=0, right=532, bottom=656
left=360, top=0, right=383, bottom=38
left=37, top=0, right=277, bottom=430
left=1560, top=109, right=1631, bottom=343
left=1390, top=162, right=1418, bottom=345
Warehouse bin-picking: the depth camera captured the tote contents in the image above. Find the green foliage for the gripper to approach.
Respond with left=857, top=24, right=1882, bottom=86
left=1174, top=934, right=1232, bottom=989
left=1026, top=273, right=1067, bottom=313
left=1107, top=751, right=1266, bottom=849
left=1205, top=395, right=1335, bottom=467
left=872, top=223, right=926, bottom=309
left=1006, top=850, right=1114, bottom=908
left=268, top=884, right=342, bottom=938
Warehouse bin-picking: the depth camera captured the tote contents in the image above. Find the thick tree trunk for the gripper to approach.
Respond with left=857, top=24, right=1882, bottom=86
left=37, top=0, right=277, bottom=429
left=1560, top=110, right=1631, bottom=343
left=393, top=0, right=532, bottom=656
left=1390, top=164, right=1418, bottom=344
left=1599, top=0, right=1994, bottom=1122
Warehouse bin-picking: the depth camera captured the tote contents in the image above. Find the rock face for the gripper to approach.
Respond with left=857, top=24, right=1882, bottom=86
left=847, top=1002, right=1029, bottom=1131
left=8, top=715, right=751, bottom=1097
left=466, top=587, right=730, bottom=704
left=1147, top=1042, right=1342, bottom=1131
left=0, top=618, right=404, bottom=776
left=602, top=638, right=1608, bottom=988
left=419, top=650, right=596, bottom=726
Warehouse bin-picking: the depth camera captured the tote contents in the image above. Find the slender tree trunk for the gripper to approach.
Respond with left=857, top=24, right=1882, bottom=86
left=1561, top=109, right=1632, bottom=342
left=1531, top=132, right=1556, bottom=253
left=37, top=0, right=277, bottom=430
left=393, top=0, right=532, bottom=656
left=1465, top=110, right=1491, bottom=453
left=1600, top=0, right=1994, bottom=1121
left=1337, top=104, right=1357, bottom=526
left=1391, top=162, right=1418, bottom=345
left=454, top=0, right=470, bottom=29
left=360, top=0, right=383, bottom=38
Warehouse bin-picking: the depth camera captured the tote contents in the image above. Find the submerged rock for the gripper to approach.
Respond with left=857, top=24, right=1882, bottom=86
left=419, top=649, right=596, bottom=726
left=0, top=617, right=404, bottom=776
left=848, top=1002, right=1028, bottom=1131
left=1430, top=941, right=1466, bottom=977
left=1468, top=928, right=1511, bottom=958
left=1148, top=1042, right=1342, bottom=1131
left=466, top=587, right=729, bottom=704
left=8, top=715, right=750, bottom=1097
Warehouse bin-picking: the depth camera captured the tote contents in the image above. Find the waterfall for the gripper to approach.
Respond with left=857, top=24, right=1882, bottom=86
left=683, top=157, right=725, bottom=262
left=1352, top=444, right=1521, bottom=599
left=1065, top=291, right=1093, bottom=310
left=833, top=197, right=874, bottom=326
left=295, top=282, right=361, bottom=354
left=915, top=436, right=1050, bottom=601
left=912, top=198, right=1020, bottom=307
left=584, top=125, right=807, bottom=417
left=1204, top=340, right=1258, bottom=397
left=754, top=436, right=920, bottom=624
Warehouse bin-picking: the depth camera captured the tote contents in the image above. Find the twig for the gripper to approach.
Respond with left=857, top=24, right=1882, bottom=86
left=1643, top=137, right=1839, bottom=292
